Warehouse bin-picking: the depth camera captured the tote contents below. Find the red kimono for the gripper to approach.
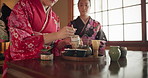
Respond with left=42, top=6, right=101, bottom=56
left=3, top=0, right=62, bottom=77
left=6, top=0, right=62, bottom=60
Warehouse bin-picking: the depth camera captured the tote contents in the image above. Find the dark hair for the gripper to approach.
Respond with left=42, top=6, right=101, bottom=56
left=78, top=0, right=91, bottom=6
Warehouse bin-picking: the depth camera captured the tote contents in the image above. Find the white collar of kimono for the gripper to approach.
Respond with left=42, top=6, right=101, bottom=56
left=80, top=16, right=90, bottom=25
left=38, top=3, right=51, bottom=32
left=41, top=2, right=51, bottom=13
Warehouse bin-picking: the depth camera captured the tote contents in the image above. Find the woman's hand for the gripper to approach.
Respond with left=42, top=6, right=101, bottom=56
left=43, top=26, right=76, bottom=44
left=57, top=26, right=76, bottom=39
left=57, top=37, right=71, bottom=49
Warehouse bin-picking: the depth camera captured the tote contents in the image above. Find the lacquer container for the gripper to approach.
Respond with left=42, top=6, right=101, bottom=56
left=40, top=53, right=53, bottom=61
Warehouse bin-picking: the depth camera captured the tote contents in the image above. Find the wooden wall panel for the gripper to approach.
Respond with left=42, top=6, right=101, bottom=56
left=1, top=0, right=18, bottom=9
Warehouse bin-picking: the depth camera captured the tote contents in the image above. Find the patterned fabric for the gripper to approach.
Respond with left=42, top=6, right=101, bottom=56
left=5, top=0, right=61, bottom=61
left=68, top=16, right=107, bottom=55
left=0, top=20, right=8, bottom=42
left=2, top=0, right=62, bottom=78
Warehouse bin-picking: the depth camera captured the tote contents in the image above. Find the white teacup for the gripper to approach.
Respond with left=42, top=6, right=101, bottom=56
left=71, top=35, right=80, bottom=49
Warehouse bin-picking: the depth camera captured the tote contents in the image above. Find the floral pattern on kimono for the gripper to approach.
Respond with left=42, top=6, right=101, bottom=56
left=4, top=0, right=62, bottom=62
left=2, top=0, right=64, bottom=77
left=68, top=16, right=107, bottom=55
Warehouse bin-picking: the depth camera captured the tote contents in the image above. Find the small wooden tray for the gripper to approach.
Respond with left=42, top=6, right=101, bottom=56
left=62, top=55, right=105, bottom=62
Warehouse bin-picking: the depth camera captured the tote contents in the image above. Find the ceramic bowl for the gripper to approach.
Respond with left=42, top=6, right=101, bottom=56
left=119, top=47, right=127, bottom=58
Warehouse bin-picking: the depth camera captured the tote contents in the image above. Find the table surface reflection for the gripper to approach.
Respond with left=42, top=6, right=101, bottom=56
left=7, top=50, right=148, bottom=78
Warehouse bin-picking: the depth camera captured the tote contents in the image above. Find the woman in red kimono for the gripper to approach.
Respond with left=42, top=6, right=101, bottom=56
left=3, top=0, right=75, bottom=77
left=5, top=0, right=76, bottom=60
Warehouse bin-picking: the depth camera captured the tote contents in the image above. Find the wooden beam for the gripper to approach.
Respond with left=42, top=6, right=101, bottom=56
left=68, top=0, right=73, bottom=22
left=141, top=0, right=147, bottom=41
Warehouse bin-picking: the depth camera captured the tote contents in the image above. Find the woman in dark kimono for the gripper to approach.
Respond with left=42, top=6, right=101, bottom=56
left=68, top=0, right=107, bottom=56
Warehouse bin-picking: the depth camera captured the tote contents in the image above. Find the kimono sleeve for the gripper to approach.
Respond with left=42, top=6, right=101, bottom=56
left=7, top=1, right=44, bottom=60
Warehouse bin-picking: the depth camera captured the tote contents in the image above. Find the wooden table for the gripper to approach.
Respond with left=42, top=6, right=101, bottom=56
left=6, top=50, right=148, bottom=78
